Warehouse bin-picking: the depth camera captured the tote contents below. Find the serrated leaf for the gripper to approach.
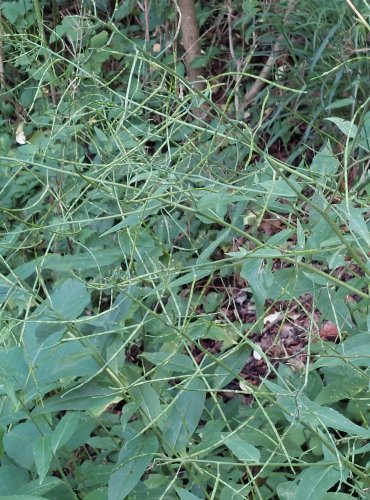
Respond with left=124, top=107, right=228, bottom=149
left=108, top=433, right=158, bottom=500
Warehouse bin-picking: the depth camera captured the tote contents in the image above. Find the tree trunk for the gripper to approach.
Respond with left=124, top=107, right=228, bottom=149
left=177, top=0, right=205, bottom=91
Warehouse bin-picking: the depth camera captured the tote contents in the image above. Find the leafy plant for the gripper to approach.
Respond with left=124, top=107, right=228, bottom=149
left=0, top=0, right=369, bottom=499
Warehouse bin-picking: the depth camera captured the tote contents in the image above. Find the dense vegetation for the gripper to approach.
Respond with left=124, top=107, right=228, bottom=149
left=0, top=0, right=369, bottom=498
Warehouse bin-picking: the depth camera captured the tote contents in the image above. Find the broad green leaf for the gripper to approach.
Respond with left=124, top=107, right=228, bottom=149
left=294, top=465, right=346, bottom=500
left=33, top=436, right=52, bottom=483
left=94, top=126, right=108, bottom=145
left=16, top=477, right=63, bottom=497
left=260, top=178, right=301, bottom=198
left=33, top=383, right=122, bottom=415
left=277, top=481, right=298, bottom=499
left=0, top=347, right=29, bottom=393
left=90, top=30, right=109, bottom=49
left=268, top=268, right=317, bottom=300
left=175, top=487, right=203, bottom=500
left=221, top=432, right=261, bottom=462
left=241, top=258, right=274, bottom=319
left=0, top=464, right=28, bottom=495
left=209, top=346, right=250, bottom=389
left=322, top=494, right=359, bottom=499
left=315, top=378, right=367, bottom=405
left=192, top=420, right=226, bottom=455
left=325, top=98, right=354, bottom=110
left=85, top=488, right=108, bottom=500
left=108, top=433, right=158, bottom=500
left=162, top=379, right=206, bottom=454
left=141, top=352, right=195, bottom=373
left=265, top=380, right=370, bottom=439
left=336, top=204, right=370, bottom=246
left=32, top=343, right=100, bottom=396
left=45, top=278, right=90, bottom=319
left=187, top=321, right=234, bottom=343
left=312, top=332, right=370, bottom=369
left=162, top=265, right=215, bottom=289
left=51, top=411, right=80, bottom=452
left=311, top=142, right=340, bottom=176
left=3, top=422, right=43, bottom=469
left=129, top=383, right=161, bottom=427
left=14, top=249, right=123, bottom=279
left=196, top=228, right=230, bottom=263
left=0, top=496, right=49, bottom=500
left=196, top=192, right=229, bottom=223
left=326, top=117, right=358, bottom=138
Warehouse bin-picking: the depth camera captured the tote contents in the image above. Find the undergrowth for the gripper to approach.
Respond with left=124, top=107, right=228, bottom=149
left=0, top=0, right=369, bottom=499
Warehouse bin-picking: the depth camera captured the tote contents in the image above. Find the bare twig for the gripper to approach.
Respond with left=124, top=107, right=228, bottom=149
left=144, top=0, right=150, bottom=43
left=0, top=14, right=4, bottom=89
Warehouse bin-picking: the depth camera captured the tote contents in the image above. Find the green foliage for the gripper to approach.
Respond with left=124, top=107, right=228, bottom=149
left=0, top=0, right=369, bottom=498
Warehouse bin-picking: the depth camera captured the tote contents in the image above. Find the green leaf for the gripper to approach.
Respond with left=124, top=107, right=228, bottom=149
left=241, top=258, right=274, bottom=319
left=141, top=352, right=195, bottom=374
left=221, top=432, right=261, bottom=462
left=315, top=378, right=367, bottom=405
left=260, top=178, right=301, bottom=198
left=209, top=346, right=250, bottom=389
left=294, top=465, right=346, bottom=500
left=0, top=464, right=28, bottom=495
left=336, top=203, right=370, bottom=246
left=114, top=0, right=136, bottom=20
left=3, top=422, right=43, bottom=469
left=85, top=488, right=108, bottom=500
left=33, top=383, right=122, bottom=415
left=129, top=383, right=161, bottom=427
left=0, top=496, right=49, bottom=500
left=175, top=487, right=203, bottom=500
left=16, top=477, right=63, bottom=497
left=326, top=117, right=358, bottom=138
left=265, top=380, right=370, bottom=439
left=108, top=433, right=158, bottom=500
left=322, top=494, right=357, bottom=499
left=51, top=411, right=80, bottom=452
left=311, top=142, right=340, bottom=177
left=90, top=30, right=109, bottom=49
left=162, top=379, right=206, bottom=454
left=33, top=436, right=52, bottom=483
left=46, top=278, right=90, bottom=319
